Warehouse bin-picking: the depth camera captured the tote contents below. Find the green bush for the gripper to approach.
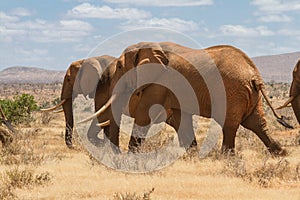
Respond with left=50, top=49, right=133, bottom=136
left=0, top=94, right=38, bottom=125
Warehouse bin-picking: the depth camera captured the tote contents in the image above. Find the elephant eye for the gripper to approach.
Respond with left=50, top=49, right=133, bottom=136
left=117, top=61, right=122, bottom=69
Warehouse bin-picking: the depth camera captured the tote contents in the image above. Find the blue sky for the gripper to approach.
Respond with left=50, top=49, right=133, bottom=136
left=1, top=0, right=300, bottom=70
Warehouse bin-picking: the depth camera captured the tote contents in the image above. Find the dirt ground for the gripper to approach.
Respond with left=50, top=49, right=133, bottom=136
left=0, top=83, right=300, bottom=200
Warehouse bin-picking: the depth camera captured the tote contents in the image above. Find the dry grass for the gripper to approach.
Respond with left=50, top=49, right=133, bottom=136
left=0, top=83, right=300, bottom=199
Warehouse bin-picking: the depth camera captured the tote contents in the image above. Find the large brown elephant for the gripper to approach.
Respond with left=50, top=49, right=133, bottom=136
left=278, top=60, right=300, bottom=124
left=84, top=42, right=291, bottom=155
left=42, top=55, right=116, bottom=147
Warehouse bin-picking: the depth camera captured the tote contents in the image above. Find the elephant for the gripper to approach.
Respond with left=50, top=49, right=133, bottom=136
left=0, top=105, right=13, bottom=146
left=41, top=55, right=116, bottom=147
left=278, top=60, right=300, bottom=124
left=83, top=41, right=291, bottom=156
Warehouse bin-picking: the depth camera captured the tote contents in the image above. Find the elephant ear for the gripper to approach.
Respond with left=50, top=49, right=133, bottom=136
left=290, top=60, right=300, bottom=98
left=76, top=58, right=102, bottom=98
left=293, top=60, right=300, bottom=81
left=66, top=60, right=84, bottom=77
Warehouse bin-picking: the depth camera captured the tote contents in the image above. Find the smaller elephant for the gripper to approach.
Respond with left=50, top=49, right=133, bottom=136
left=278, top=60, right=300, bottom=124
left=41, top=55, right=116, bottom=147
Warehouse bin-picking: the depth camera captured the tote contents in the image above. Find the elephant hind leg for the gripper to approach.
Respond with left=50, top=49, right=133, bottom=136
left=241, top=103, right=286, bottom=156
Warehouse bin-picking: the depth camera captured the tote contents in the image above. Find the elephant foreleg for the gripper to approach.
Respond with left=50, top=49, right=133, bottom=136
left=108, top=117, right=121, bottom=153
left=167, top=109, right=197, bottom=150
left=241, top=102, right=286, bottom=156
left=65, top=123, right=73, bottom=147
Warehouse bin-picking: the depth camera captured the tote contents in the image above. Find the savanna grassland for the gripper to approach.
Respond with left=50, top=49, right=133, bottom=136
left=0, top=83, right=300, bottom=200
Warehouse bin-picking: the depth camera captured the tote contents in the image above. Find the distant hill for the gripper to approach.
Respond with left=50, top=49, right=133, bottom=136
left=252, top=52, right=299, bottom=83
left=0, top=66, right=65, bottom=84
left=0, top=51, right=299, bottom=84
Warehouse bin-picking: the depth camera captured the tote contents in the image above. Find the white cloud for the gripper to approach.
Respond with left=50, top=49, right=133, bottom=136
left=0, top=10, right=93, bottom=43
left=277, top=29, right=300, bottom=36
left=10, top=7, right=33, bottom=17
left=251, top=0, right=300, bottom=23
left=104, top=0, right=213, bottom=7
left=258, top=14, right=291, bottom=22
left=251, top=0, right=300, bottom=13
left=120, top=18, right=199, bottom=32
left=0, top=11, right=19, bottom=22
left=59, top=20, right=93, bottom=31
left=68, top=3, right=151, bottom=19
left=220, top=25, right=274, bottom=37
left=34, top=20, right=93, bottom=43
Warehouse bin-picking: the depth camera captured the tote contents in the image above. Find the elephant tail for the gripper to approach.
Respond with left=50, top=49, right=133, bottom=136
left=253, top=79, right=294, bottom=129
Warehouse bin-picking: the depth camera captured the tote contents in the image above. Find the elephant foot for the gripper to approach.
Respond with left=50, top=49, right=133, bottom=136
left=184, top=138, right=197, bottom=154
left=188, top=138, right=197, bottom=149
left=268, top=142, right=287, bottom=157
left=65, top=134, right=73, bottom=148
left=221, top=146, right=235, bottom=156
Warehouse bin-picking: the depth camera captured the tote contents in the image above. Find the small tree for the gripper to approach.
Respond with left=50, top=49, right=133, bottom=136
left=0, top=94, right=38, bottom=125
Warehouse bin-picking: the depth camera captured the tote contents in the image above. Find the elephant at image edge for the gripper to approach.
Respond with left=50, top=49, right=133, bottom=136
left=42, top=55, right=116, bottom=147
left=278, top=60, right=300, bottom=124
left=91, top=42, right=289, bottom=155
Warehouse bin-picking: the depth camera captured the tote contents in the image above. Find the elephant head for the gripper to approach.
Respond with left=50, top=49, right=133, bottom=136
left=42, top=55, right=116, bottom=147
left=278, top=60, right=300, bottom=123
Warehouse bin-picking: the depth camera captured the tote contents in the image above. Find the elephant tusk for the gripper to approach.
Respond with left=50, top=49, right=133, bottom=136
left=53, top=109, right=64, bottom=113
left=40, top=99, right=67, bottom=112
left=276, top=96, right=295, bottom=110
left=77, top=94, right=117, bottom=124
left=96, top=120, right=110, bottom=127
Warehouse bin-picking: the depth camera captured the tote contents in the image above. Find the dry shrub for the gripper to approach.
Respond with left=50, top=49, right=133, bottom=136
left=1, top=167, right=51, bottom=188
left=0, top=184, right=16, bottom=200
left=222, top=154, right=300, bottom=187
left=41, top=112, right=55, bottom=125
left=0, top=168, right=51, bottom=199
left=139, top=127, right=175, bottom=153
left=0, top=128, right=46, bottom=166
left=112, top=188, right=154, bottom=200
